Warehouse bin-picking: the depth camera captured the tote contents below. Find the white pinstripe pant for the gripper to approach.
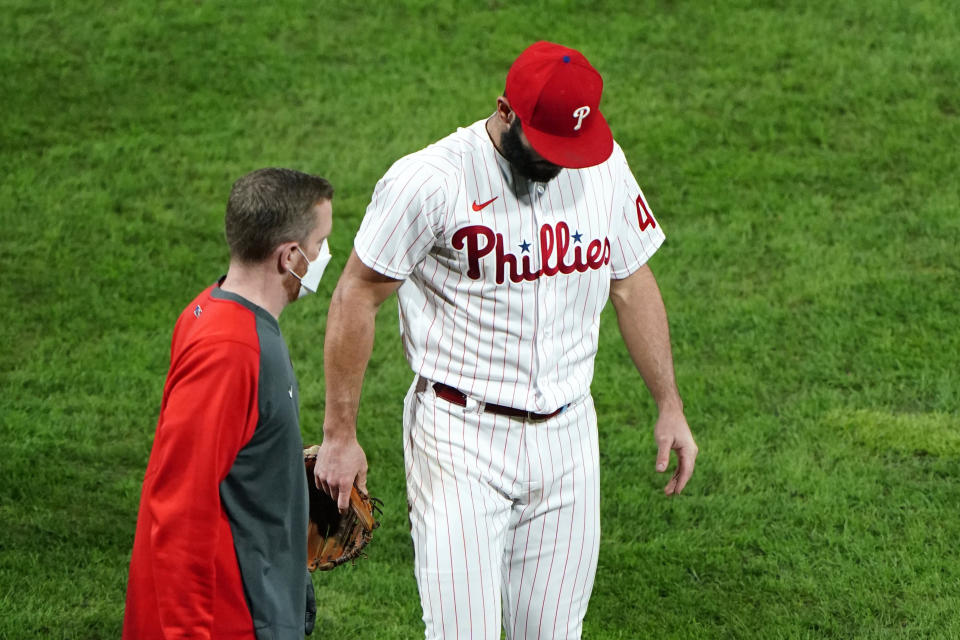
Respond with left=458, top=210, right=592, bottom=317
left=403, top=379, right=601, bottom=640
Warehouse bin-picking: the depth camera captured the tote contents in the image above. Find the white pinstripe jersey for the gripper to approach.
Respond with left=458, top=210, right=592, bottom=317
left=355, top=119, right=665, bottom=413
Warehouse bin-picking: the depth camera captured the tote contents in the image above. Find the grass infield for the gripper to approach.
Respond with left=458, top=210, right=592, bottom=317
left=1, top=1, right=958, bottom=638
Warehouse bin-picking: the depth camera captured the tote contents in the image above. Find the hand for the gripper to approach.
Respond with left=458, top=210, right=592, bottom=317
left=654, top=408, right=698, bottom=496
left=313, top=436, right=368, bottom=513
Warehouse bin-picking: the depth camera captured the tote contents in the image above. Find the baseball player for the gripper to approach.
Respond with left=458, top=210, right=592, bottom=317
left=315, top=41, right=698, bottom=639
left=124, top=168, right=334, bottom=639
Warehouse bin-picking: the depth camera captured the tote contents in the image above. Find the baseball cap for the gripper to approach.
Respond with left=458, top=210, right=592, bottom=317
left=504, top=41, right=614, bottom=169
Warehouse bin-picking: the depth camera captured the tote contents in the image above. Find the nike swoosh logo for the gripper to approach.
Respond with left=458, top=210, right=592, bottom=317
left=472, top=196, right=498, bottom=211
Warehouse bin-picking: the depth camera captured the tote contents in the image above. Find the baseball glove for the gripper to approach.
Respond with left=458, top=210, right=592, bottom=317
left=303, top=444, right=382, bottom=571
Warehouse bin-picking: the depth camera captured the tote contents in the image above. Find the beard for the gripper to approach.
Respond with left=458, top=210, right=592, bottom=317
left=500, top=119, right=563, bottom=183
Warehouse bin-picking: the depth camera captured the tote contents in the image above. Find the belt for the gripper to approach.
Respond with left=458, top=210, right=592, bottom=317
left=431, top=381, right=566, bottom=422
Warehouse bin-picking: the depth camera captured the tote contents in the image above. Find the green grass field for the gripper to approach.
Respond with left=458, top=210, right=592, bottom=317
left=2, top=0, right=958, bottom=637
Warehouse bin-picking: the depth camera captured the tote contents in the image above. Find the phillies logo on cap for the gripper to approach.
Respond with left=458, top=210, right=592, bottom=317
left=572, top=106, right=591, bottom=131
left=505, top=41, right=614, bottom=169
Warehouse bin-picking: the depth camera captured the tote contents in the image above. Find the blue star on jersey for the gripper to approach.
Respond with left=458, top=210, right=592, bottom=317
left=572, top=230, right=583, bottom=243
left=519, top=240, right=531, bottom=252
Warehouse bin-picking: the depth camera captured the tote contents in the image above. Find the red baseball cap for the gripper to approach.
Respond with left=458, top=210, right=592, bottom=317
left=505, top=41, right=614, bottom=169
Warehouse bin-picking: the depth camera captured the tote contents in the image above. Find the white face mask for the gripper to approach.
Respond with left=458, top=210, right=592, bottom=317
left=289, top=239, right=331, bottom=298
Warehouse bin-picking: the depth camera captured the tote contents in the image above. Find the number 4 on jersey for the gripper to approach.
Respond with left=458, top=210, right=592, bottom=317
left=635, top=194, right=657, bottom=231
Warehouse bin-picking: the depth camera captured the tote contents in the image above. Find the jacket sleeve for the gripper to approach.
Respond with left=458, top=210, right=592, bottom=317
left=146, top=338, right=260, bottom=638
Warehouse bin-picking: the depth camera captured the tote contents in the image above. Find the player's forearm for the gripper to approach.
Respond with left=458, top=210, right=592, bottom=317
left=610, top=266, right=683, bottom=414
left=322, top=283, right=378, bottom=437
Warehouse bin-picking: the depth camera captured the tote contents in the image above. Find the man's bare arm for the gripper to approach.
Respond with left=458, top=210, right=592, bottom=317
left=609, top=264, right=698, bottom=495
left=315, top=250, right=402, bottom=510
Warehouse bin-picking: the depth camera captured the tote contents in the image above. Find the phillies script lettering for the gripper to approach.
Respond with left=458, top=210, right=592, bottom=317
left=452, top=221, right=611, bottom=284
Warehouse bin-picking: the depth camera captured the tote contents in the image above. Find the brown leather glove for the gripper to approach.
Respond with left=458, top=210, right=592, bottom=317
left=303, top=445, right=381, bottom=571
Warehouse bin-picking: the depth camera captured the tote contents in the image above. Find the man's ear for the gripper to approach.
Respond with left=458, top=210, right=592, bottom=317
left=277, top=242, right=299, bottom=275
left=495, top=96, right=515, bottom=125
